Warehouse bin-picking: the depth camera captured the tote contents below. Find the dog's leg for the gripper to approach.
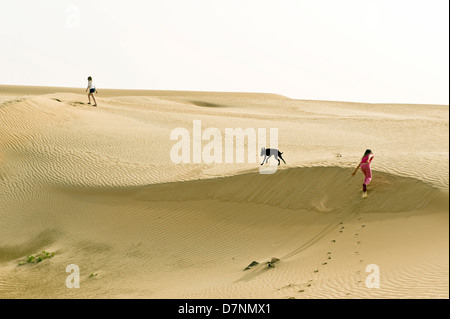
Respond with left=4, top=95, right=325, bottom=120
left=278, top=152, right=286, bottom=164
left=266, top=155, right=272, bottom=163
left=274, top=154, right=279, bottom=166
left=261, top=155, right=266, bottom=165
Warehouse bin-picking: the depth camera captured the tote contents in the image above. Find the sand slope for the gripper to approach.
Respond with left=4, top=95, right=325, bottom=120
left=0, top=85, right=448, bottom=298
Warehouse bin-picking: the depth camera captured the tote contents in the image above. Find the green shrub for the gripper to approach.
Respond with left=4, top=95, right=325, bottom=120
left=18, top=251, right=55, bottom=265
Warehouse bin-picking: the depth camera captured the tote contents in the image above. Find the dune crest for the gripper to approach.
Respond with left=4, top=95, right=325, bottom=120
left=136, top=167, right=441, bottom=214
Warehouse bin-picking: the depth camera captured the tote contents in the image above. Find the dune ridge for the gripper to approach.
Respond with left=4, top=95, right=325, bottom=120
left=135, top=167, right=441, bottom=214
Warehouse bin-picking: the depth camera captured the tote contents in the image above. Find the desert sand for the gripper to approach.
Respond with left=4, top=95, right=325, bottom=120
left=0, top=85, right=448, bottom=299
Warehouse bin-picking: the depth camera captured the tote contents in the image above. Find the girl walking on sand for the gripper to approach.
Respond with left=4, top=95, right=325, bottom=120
left=352, top=149, right=374, bottom=198
left=86, top=76, right=98, bottom=107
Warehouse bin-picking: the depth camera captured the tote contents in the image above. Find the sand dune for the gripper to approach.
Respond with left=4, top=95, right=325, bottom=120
left=0, top=85, right=448, bottom=298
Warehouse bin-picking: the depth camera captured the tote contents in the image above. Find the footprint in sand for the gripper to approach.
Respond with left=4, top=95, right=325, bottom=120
left=278, top=283, right=304, bottom=292
left=298, top=281, right=314, bottom=294
left=278, top=284, right=295, bottom=290
left=331, top=240, right=336, bottom=243
left=353, top=233, right=359, bottom=238
left=360, top=224, right=366, bottom=228
left=322, top=262, right=327, bottom=266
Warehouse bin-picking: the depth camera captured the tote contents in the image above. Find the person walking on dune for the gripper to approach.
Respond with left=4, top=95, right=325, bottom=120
left=86, top=76, right=98, bottom=107
left=352, top=149, right=374, bottom=198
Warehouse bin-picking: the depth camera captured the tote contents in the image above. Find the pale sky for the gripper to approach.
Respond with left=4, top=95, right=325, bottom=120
left=1, top=0, right=449, bottom=104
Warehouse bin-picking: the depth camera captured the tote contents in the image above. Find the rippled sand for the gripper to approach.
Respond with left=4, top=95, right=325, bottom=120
left=0, top=85, right=448, bottom=298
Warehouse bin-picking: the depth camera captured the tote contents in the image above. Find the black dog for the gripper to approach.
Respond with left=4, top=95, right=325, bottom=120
left=260, top=147, right=286, bottom=166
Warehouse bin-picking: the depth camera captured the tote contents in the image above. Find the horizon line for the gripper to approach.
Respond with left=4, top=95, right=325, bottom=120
left=0, top=83, right=448, bottom=107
